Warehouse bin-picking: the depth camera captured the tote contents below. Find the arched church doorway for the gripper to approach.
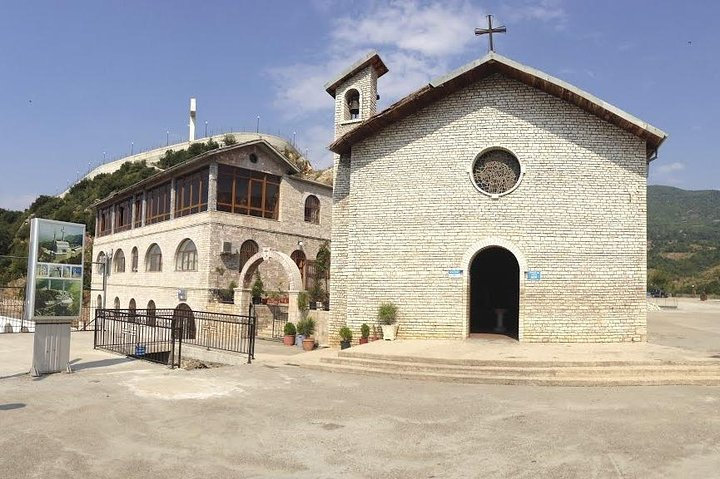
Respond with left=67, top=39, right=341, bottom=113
left=469, top=247, right=519, bottom=338
left=173, top=303, right=196, bottom=340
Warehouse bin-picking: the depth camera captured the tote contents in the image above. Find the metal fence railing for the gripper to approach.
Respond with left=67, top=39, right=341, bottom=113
left=0, top=292, right=29, bottom=333
left=94, top=308, right=181, bottom=368
left=94, top=305, right=256, bottom=367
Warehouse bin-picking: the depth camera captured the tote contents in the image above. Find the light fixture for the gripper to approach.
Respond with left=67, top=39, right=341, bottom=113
left=297, top=241, right=304, bottom=248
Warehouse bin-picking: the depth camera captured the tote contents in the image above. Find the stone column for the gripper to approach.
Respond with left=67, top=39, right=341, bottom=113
left=169, top=178, right=176, bottom=219
left=208, top=162, right=218, bottom=212
left=130, top=194, right=136, bottom=229
left=141, top=191, right=146, bottom=226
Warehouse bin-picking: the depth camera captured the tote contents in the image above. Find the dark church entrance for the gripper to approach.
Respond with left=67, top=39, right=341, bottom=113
left=469, top=247, right=519, bottom=338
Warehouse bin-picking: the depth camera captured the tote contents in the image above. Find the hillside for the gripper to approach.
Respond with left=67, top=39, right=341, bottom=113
left=648, top=185, right=720, bottom=295
left=0, top=139, right=331, bottom=290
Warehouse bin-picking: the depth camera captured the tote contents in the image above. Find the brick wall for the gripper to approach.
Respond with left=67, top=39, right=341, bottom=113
left=331, top=73, right=648, bottom=343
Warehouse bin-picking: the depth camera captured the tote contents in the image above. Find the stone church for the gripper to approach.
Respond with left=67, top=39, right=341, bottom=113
left=325, top=51, right=666, bottom=343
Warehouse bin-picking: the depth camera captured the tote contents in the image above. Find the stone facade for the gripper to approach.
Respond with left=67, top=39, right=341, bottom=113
left=91, top=140, right=332, bottom=320
left=328, top=53, right=666, bottom=344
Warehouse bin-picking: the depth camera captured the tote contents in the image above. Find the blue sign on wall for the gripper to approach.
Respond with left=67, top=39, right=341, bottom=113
left=526, top=271, right=542, bottom=281
left=448, top=268, right=463, bottom=278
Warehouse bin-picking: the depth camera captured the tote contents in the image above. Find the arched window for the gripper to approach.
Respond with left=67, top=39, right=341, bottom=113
left=304, top=195, right=320, bottom=224
left=147, top=300, right=156, bottom=326
left=113, top=249, right=125, bottom=273
left=146, top=244, right=162, bottom=272
left=291, top=249, right=306, bottom=282
left=175, top=239, right=198, bottom=271
left=174, top=303, right=196, bottom=340
left=239, top=240, right=258, bottom=272
left=96, top=294, right=102, bottom=310
left=113, top=297, right=120, bottom=310
left=128, top=298, right=136, bottom=321
left=345, top=89, right=360, bottom=120
left=131, top=247, right=138, bottom=272
left=96, top=252, right=106, bottom=275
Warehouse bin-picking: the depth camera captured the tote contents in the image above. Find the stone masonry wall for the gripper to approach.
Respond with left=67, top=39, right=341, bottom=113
left=92, top=150, right=332, bottom=315
left=334, top=65, right=379, bottom=139
left=331, top=73, right=648, bottom=343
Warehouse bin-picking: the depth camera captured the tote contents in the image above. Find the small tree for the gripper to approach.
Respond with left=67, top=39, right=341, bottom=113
left=251, top=271, right=264, bottom=300
left=313, top=241, right=331, bottom=303
left=298, top=290, right=310, bottom=318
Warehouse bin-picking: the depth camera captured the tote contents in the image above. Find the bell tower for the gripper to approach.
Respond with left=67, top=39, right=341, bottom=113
left=325, top=51, right=388, bottom=139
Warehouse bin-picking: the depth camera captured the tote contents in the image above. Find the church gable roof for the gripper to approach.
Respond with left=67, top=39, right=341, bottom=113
left=324, top=50, right=389, bottom=98
left=329, top=52, right=667, bottom=159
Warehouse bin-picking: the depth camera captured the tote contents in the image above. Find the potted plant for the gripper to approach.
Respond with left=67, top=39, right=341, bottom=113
left=296, top=291, right=310, bottom=346
left=251, top=271, right=264, bottom=304
left=370, top=324, right=380, bottom=341
left=378, top=302, right=398, bottom=341
left=359, top=323, right=370, bottom=344
left=282, top=322, right=296, bottom=346
left=339, top=326, right=352, bottom=349
left=296, top=317, right=316, bottom=351
left=309, top=282, right=324, bottom=310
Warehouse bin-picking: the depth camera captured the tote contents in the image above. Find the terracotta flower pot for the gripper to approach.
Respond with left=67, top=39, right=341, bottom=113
left=283, top=334, right=295, bottom=346
left=302, top=338, right=315, bottom=351
left=359, top=337, right=369, bottom=344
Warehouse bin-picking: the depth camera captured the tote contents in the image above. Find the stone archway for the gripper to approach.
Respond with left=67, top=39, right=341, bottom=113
left=469, top=247, right=520, bottom=338
left=463, top=238, right=527, bottom=340
left=237, top=248, right=303, bottom=324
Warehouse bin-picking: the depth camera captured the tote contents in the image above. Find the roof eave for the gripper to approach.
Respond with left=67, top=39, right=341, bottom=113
left=329, top=52, right=668, bottom=157
left=324, top=51, right=389, bottom=98
left=94, top=139, right=301, bottom=208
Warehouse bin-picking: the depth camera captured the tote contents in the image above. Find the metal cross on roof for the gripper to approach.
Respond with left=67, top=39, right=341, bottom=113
left=475, top=14, right=506, bottom=52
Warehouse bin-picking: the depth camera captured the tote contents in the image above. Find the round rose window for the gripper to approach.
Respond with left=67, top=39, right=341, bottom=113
left=471, top=149, right=522, bottom=196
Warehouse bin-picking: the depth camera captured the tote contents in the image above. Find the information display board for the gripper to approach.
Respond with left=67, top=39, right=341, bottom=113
left=25, top=218, right=86, bottom=322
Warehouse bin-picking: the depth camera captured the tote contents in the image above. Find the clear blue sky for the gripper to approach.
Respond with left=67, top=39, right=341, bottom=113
left=1, top=0, right=718, bottom=210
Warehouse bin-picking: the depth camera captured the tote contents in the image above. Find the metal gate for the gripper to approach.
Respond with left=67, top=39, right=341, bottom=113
left=268, top=304, right=288, bottom=340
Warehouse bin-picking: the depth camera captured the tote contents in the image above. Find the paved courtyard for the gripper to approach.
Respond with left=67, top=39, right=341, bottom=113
left=1, top=299, right=719, bottom=478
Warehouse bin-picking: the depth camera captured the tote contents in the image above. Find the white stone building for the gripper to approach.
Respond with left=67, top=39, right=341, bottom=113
left=326, top=51, right=667, bottom=343
left=91, top=138, right=332, bottom=332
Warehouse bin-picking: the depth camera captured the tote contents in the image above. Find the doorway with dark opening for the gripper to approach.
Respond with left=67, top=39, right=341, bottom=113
left=469, top=246, right=519, bottom=339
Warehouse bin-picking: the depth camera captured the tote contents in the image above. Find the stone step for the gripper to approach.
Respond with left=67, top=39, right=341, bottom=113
left=305, top=361, right=720, bottom=386
left=320, top=356, right=720, bottom=378
left=336, top=350, right=719, bottom=368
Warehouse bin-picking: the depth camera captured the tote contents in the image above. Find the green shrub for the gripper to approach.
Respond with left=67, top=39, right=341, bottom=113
left=251, top=271, right=264, bottom=299
left=297, top=290, right=309, bottom=312
left=339, top=326, right=352, bottom=341
left=222, top=134, right=237, bottom=146
left=283, top=322, right=296, bottom=336
left=296, top=317, right=316, bottom=336
left=377, top=302, right=398, bottom=325
left=360, top=323, right=370, bottom=338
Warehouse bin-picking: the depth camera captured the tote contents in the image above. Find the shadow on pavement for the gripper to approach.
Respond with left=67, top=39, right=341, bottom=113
left=72, top=357, right=135, bottom=371
left=0, top=403, right=26, bottom=411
